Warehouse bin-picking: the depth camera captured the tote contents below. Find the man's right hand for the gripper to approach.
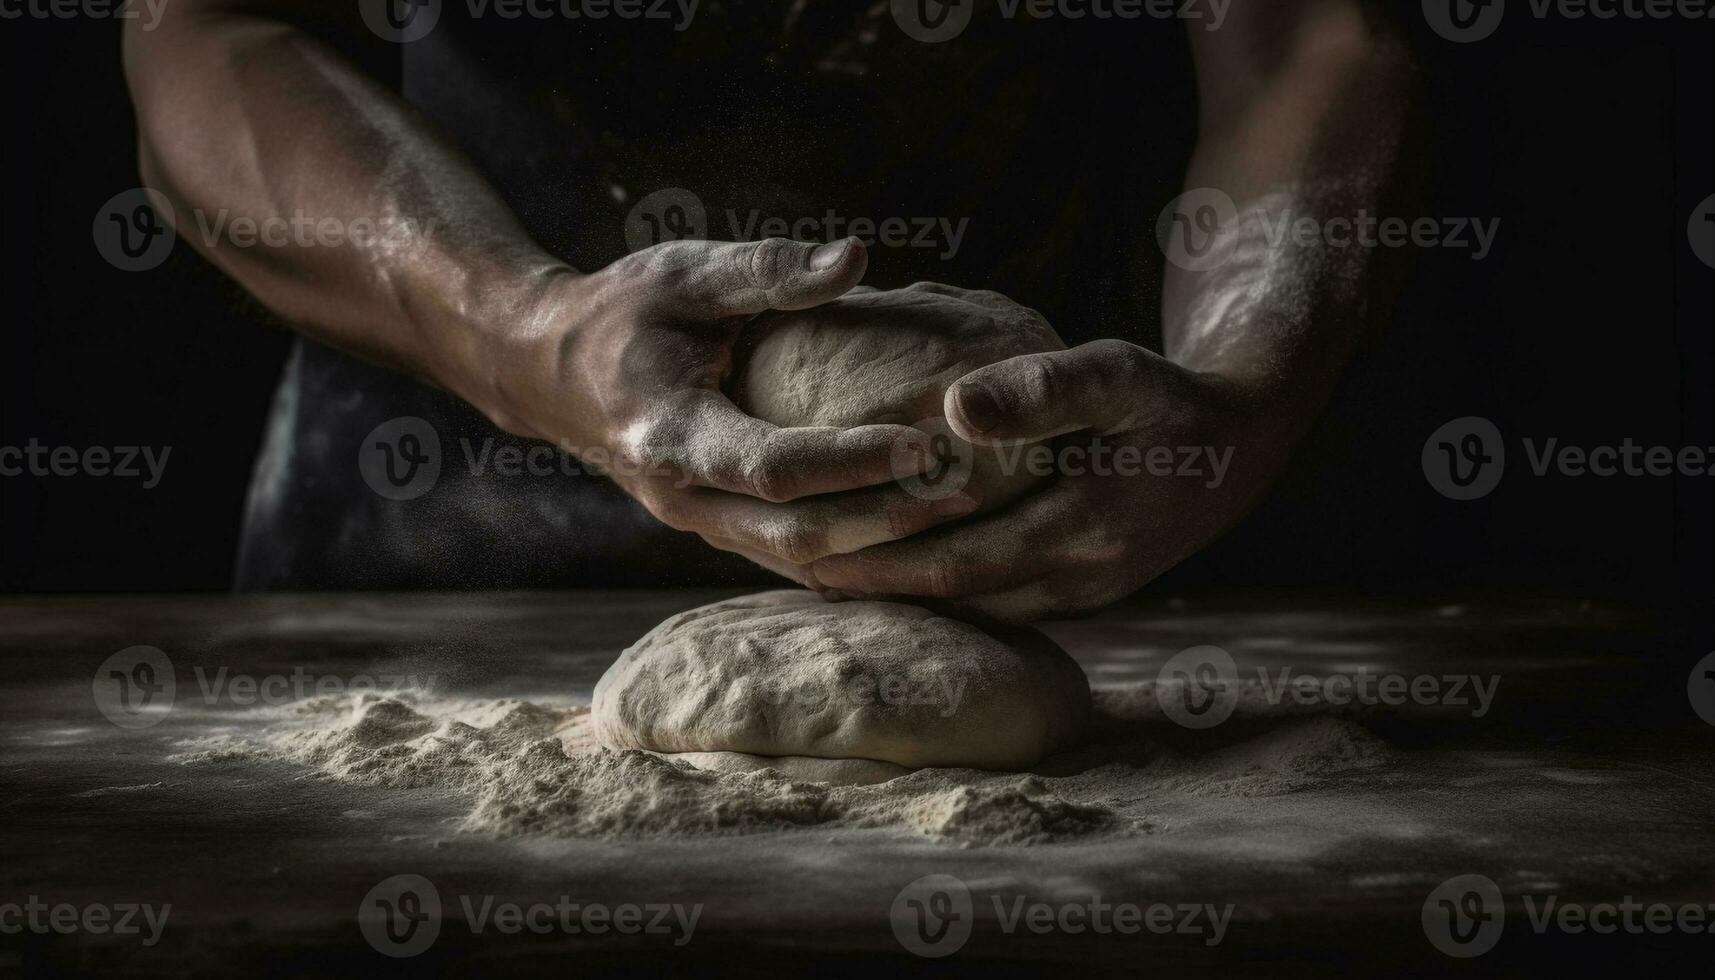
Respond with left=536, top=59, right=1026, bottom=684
left=477, top=237, right=979, bottom=566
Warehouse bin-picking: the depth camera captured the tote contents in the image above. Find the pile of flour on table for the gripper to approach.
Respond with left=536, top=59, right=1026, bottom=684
left=171, top=686, right=1391, bottom=847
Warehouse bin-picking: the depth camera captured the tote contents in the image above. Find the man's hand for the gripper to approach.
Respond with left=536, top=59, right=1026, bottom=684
left=482, top=237, right=981, bottom=565
left=802, top=341, right=1294, bottom=621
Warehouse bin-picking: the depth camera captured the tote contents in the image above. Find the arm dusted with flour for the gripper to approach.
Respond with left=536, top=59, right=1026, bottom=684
left=808, top=0, right=1417, bottom=620
left=123, top=1, right=962, bottom=564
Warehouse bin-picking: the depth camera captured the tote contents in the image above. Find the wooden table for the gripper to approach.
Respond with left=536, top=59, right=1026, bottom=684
left=1, top=591, right=1710, bottom=977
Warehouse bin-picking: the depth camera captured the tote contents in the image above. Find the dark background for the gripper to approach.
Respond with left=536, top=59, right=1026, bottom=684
left=1, top=9, right=1710, bottom=626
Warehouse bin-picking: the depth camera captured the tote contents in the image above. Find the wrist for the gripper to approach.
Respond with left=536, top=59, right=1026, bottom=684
left=428, top=257, right=585, bottom=442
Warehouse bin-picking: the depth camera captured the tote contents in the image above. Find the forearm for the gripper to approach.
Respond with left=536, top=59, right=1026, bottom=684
left=122, top=3, right=569, bottom=420
left=1165, top=5, right=1415, bottom=425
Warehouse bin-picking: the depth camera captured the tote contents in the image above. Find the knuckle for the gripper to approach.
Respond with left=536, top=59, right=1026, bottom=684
left=741, top=452, right=797, bottom=503
left=763, top=522, right=826, bottom=565
left=1088, top=339, right=1147, bottom=385
left=923, top=561, right=972, bottom=598
left=745, top=237, right=797, bottom=290
left=1018, top=354, right=1060, bottom=405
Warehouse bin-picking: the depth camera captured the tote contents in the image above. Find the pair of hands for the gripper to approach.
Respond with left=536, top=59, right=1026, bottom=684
left=482, top=237, right=1285, bottom=621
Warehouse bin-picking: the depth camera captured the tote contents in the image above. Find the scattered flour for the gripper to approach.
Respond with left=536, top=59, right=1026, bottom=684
left=171, top=686, right=1393, bottom=847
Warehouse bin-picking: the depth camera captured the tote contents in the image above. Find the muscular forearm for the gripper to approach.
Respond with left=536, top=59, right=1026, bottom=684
left=1166, top=4, right=1415, bottom=425
left=122, top=2, right=568, bottom=422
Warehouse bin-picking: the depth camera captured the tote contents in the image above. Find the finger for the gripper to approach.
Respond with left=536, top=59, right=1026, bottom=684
left=657, top=483, right=980, bottom=564
left=635, top=390, right=935, bottom=501
left=903, top=281, right=1014, bottom=309
left=944, top=339, right=1171, bottom=445
left=808, top=496, right=1054, bottom=599
left=673, top=237, right=868, bottom=320
left=704, top=538, right=822, bottom=590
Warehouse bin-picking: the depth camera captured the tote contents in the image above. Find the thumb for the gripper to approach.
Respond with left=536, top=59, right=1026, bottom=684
left=678, top=237, right=867, bottom=319
left=944, top=339, right=1167, bottom=445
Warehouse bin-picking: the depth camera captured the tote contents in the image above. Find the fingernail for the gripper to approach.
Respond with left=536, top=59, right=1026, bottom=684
left=932, top=492, right=980, bottom=518
left=809, top=238, right=853, bottom=272
left=955, top=383, right=1002, bottom=434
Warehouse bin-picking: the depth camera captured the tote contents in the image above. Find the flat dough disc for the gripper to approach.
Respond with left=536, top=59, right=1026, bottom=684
left=593, top=590, right=1090, bottom=771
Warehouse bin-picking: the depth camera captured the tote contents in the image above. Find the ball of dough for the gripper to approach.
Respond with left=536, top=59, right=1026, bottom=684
left=592, top=590, right=1090, bottom=771
left=732, top=286, right=1065, bottom=511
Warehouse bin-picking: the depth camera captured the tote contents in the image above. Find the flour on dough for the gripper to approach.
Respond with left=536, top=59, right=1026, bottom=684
left=592, top=590, right=1090, bottom=772
left=733, top=285, right=1065, bottom=511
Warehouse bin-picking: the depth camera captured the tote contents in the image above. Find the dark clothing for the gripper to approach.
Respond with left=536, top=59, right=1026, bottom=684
left=236, top=2, right=1195, bottom=589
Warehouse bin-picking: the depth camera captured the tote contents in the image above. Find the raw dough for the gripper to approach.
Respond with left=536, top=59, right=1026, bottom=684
left=592, top=590, right=1090, bottom=772
left=733, top=286, right=1065, bottom=510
